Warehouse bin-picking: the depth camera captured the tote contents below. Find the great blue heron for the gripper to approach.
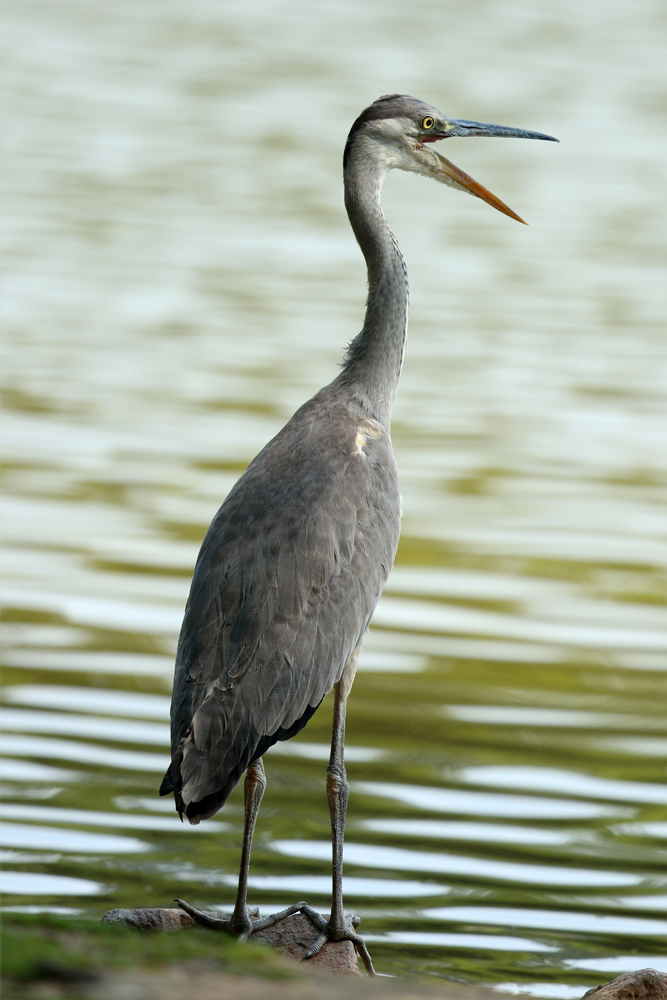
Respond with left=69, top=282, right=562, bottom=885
left=160, top=94, right=557, bottom=974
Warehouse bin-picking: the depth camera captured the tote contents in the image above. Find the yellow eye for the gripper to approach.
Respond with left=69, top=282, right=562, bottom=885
left=421, top=116, right=434, bottom=129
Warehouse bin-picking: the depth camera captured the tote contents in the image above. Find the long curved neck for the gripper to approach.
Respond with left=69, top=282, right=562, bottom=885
left=336, top=137, right=408, bottom=427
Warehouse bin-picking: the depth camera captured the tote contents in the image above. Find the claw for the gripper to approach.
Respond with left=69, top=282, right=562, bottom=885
left=303, top=931, right=328, bottom=960
left=174, top=898, right=374, bottom=975
left=174, top=899, right=230, bottom=930
left=174, top=898, right=308, bottom=940
left=299, top=907, right=376, bottom=977
left=350, top=932, right=376, bottom=977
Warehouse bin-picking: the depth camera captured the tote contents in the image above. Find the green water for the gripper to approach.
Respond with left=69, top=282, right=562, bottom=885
left=2, top=0, right=667, bottom=993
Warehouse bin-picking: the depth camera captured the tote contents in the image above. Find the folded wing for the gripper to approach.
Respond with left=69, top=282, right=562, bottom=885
left=161, top=396, right=400, bottom=822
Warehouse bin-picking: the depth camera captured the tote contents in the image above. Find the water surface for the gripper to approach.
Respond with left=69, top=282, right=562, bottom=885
left=2, top=0, right=667, bottom=993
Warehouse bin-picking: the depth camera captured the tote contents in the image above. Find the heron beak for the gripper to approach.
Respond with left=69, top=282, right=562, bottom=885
left=427, top=119, right=558, bottom=225
left=447, top=119, right=559, bottom=143
left=434, top=152, right=528, bottom=225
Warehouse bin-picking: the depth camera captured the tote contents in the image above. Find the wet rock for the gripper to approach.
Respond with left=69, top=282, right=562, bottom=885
left=102, top=907, right=199, bottom=931
left=101, top=907, right=359, bottom=973
left=250, top=912, right=359, bottom=973
left=583, top=970, right=667, bottom=1000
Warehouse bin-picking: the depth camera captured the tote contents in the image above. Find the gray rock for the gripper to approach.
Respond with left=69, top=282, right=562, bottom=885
left=101, top=907, right=359, bottom=973
left=102, top=907, right=198, bottom=932
left=583, top=969, right=667, bottom=1000
left=250, top=912, right=359, bottom=973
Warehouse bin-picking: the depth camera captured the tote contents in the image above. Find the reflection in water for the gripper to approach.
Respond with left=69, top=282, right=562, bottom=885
left=1, top=804, right=227, bottom=832
left=360, top=820, right=577, bottom=846
left=0, top=735, right=169, bottom=772
left=422, top=907, right=667, bottom=936
left=4, top=685, right=172, bottom=716
left=0, top=822, right=150, bottom=854
left=272, top=840, right=640, bottom=887
left=373, top=596, right=667, bottom=650
left=1, top=906, right=82, bottom=915
left=461, top=767, right=667, bottom=805
left=357, top=652, right=427, bottom=673
left=364, top=932, right=556, bottom=952
left=0, top=708, right=170, bottom=744
left=615, top=824, right=667, bottom=840
left=598, top=738, right=667, bottom=757
left=1, top=852, right=63, bottom=864
left=566, top=958, right=667, bottom=975
left=354, top=782, right=625, bottom=819
left=442, top=706, right=640, bottom=728
left=1, top=652, right=176, bottom=677
left=2, top=0, right=667, bottom=990
left=0, top=759, right=81, bottom=783
left=268, top=741, right=384, bottom=762
left=0, top=872, right=106, bottom=896
left=224, top=875, right=447, bottom=898
left=494, top=985, right=586, bottom=999
left=113, top=796, right=197, bottom=814
left=616, top=895, right=667, bottom=910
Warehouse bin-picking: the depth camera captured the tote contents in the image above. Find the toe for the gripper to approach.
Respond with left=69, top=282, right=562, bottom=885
left=250, top=901, right=308, bottom=932
left=174, top=899, right=229, bottom=930
left=303, top=931, right=328, bottom=960
left=299, top=904, right=328, bottom=933
left=351, top=934, right=376, bottom=977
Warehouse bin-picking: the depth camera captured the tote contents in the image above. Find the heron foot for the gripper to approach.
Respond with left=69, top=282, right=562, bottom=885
left=174, top=898, right=308, bottom=942
left=299, top=904, right=375, bottom=977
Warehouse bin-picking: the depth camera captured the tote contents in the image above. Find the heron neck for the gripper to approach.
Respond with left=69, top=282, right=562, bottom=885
left=337, top=142, right=408, bottom=427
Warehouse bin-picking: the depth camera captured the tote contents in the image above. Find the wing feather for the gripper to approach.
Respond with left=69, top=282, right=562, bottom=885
left=163, top=394, right=400, bottom=822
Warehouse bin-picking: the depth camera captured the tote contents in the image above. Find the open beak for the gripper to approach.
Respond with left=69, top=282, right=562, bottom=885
left=447, top=120, right=558, bottom=142
left=435, top=153, right=529, bottom=224
left=426, top=119, right=558, bottom=225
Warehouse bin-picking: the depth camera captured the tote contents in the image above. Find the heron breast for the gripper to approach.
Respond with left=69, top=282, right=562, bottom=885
left=352, top=418, right=384, bottom=459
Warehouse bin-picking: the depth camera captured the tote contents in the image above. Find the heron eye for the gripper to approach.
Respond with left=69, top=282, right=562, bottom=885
left=421, top=116, right=434, bottom=129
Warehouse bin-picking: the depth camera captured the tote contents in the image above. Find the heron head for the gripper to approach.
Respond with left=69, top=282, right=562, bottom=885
left=344, top=94, right=558, bottom=224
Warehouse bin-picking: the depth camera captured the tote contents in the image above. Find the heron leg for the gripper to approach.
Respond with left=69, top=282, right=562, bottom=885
left=176, top=758, right=307, bottom=940
left=326, top=680, right=349, bottom=937
left=230, top=757, right=266, bottom=936
left=301, top=648, right=376, bottom=977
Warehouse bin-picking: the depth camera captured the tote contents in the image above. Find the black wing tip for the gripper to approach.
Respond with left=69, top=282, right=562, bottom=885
left=182, top=792, right=226, bottom=825
left=159, top=757, right=180, bottom=795
left=160, top=759, right=187, bottom=820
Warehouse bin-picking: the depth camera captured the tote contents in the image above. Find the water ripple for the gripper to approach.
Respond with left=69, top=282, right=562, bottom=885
left=2, top=0, right=666, bottom=990
left=461, top=767, right=667, bottom=805
left=0, top=822, right=150, bottom=854
left=272, top=841, right=640, bottom=887
left=422, top=906, right=667, bottom=936
left=354, top=782, right=627, bottom=819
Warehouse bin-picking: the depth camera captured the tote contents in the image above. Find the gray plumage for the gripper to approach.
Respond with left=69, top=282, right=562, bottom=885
left=161, top=394, right=400, bottom=822
left=160, top=95, right=555, bottom=970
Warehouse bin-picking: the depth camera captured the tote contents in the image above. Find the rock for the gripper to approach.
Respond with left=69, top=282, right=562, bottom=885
left=102, top=907, right=199, bottom=932
left=250, top=912, right=359, bottom=974
left=101, top=907, right=359, bottom=973
left=582, top=970, right=667, bottom=1000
